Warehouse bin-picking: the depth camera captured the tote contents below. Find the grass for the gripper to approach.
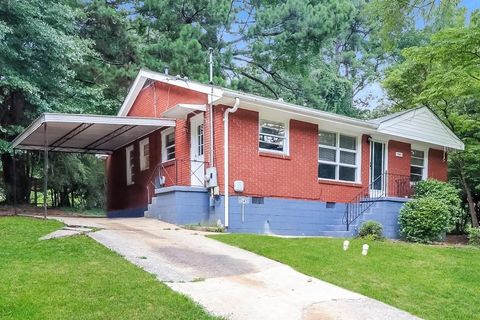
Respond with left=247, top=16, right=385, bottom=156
left=209, top=234, right=480, bottom=320
left=0, top=216, right=218, bottom=320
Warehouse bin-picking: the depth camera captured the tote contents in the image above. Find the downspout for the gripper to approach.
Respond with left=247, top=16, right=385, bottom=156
left=223, top=97, right=240, bottom=228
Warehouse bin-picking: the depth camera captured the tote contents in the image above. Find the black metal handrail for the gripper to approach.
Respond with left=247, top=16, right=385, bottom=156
left=343, top=172, right=412, bottom=231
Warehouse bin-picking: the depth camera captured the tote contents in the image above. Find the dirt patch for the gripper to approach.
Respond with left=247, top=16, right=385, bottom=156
left=446, top=234, right=469, bottom=245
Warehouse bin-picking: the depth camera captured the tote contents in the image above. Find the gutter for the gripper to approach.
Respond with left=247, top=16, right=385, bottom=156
left=223, top=97, right=240, bottom=228
left=220, top=90, right=378, bottom=130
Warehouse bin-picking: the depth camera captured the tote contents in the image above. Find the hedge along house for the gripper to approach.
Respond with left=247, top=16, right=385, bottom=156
left=12, top=69, right=464, bottom=238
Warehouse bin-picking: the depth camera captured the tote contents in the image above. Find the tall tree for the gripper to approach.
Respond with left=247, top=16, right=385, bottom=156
left=383, top=11, right=480, bottom=227
left=0, top=0, right=92, bottom=204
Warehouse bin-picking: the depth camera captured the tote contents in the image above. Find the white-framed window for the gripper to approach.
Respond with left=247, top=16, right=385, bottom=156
left=410, top=149, right=426, bottom=182
left=125, top=145, right=134, bottom=185
left=197, top=123, right=204, bottom=156
left=139, top=138, right=150, bottom=171
left=318, top=131, right=359, bottom=182
left=161, top=128, right=175, bottom=162
left=259, top=119, right=288, bottom=154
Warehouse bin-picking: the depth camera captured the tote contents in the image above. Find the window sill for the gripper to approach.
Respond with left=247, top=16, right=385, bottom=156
left=259, top=151, right=291, bottom=160
left=317, top=178, right=362, bottom=188
left=161, top=159, right=176, bottom=167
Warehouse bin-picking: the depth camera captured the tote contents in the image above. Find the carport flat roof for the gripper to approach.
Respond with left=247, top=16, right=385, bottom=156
left=12, top=113, right=175, bottom=154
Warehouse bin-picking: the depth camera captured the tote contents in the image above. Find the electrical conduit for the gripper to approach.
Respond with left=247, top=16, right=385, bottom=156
left=223, top=97, right=240, bottom=228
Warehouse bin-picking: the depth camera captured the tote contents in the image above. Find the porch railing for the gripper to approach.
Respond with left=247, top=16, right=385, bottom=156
left=146, top=159, right=208, bottom=205
left=343, top=172, right=412, bottom=231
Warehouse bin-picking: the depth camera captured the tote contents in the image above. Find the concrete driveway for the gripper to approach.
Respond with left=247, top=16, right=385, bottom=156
left=52, top=217, right=419, bottom=320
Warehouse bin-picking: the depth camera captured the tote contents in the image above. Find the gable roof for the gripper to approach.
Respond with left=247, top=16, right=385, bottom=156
left=118, top=69, right=464, bottom=150
left=370, top=107, right=464, bottom=150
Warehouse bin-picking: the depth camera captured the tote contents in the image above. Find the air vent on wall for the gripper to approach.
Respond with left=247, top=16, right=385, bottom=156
left=252, top=197, right=264, bottom=204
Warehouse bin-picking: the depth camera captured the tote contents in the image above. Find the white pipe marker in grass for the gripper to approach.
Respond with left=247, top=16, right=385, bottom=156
left=343, top=240, right=349, bottom=251
left=362, top=244, right=369, bottom=256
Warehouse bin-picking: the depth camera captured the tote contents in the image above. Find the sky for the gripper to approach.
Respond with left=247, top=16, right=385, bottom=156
left=359, top=0, right=480, bottom=110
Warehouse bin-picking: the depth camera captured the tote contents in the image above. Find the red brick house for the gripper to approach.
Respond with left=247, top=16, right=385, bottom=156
left=101, top=70, right=463, bottom=238
left=12, top=69, right=464, bottom=238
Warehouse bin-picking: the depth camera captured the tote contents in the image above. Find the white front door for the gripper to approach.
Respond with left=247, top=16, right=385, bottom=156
left=190, top=114, right=205, bottom=186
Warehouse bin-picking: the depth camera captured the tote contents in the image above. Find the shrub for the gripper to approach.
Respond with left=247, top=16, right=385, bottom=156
left=399, top=196, right=454, bottom=243
left=358, top=221, right=384, bottom=240
left=414, top=179, right=463, bottom=224
left=467, top=227, right=480, bottom=246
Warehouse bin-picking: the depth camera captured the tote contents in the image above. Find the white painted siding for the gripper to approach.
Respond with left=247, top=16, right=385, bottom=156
left=377, top=108, right=464, bottom=150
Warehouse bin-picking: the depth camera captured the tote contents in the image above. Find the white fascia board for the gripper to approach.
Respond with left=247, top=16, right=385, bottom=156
left=11, top=113, right=176, bottom=149
left=42, top=113, right=176, bottom=127
left=11, top=114, right=46, bottom=148
left=117, top=69, right=223, bottom=116
left=376, top=129, right=464, bottom=150
left=162, top=104, right=207, bottom=119
left=217, top=91, right=378, bottom=130
left=117, top=71, right=149, bottom=116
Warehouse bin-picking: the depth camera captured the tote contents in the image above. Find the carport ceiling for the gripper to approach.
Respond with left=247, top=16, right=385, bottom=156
left=12, top=113, right=176, bottom=154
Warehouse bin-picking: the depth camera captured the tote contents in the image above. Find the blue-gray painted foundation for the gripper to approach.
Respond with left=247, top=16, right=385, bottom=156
left=144, top=187, right=409, bottom=239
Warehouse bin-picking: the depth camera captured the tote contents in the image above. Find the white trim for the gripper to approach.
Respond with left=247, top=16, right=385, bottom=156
left=258, top=114, right=290, bottom=156
left=318, top=130, right=361, bottom=183
left=125, top=145, right=134, bottom=186
left=139, top=137, right=150, bottom=171
left=117, top=69, right=222, bottom=116
left=12, top=113, right=175, bottom=149
left=411, top=145, right=429, bottom=181
left=189, top=114, right=205, bottom=186
left=162, top=104, right=207, bottom=119
left=161, top=127, right=175, bottom=163
left=375, top=107, right=464, bottom=150
left=115, top=70, right=463, bottom=151
left=369, top=140, right=387, bottom=192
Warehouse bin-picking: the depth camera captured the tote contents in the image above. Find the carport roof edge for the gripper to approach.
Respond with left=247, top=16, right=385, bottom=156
left=12, top=113, right=176, bottom=154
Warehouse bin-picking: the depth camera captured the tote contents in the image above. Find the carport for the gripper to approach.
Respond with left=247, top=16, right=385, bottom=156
left=11, top=113, right=175, bottom=217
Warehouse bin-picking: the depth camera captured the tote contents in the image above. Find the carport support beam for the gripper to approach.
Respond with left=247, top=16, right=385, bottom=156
left=13, top=148, right=17, bottom=215
left=43, top=123, right=48, bottom=219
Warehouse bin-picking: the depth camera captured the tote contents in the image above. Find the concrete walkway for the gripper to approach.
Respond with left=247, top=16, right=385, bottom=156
left=52, top=217, right=419, bottom=320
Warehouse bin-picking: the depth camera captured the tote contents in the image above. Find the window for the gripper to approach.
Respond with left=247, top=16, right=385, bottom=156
left=318, top=131, right=358, bottom=182
left=197, top=124, right=204, bottom=156
left=410, top=149, right=426, bottom=182
left=139, top=138, right=150, bottom=171
left=259, top=119, right=288, bottom=153
left=125, top=145, right=134, bottom=185
left=161, top=128, right=175, bottom=162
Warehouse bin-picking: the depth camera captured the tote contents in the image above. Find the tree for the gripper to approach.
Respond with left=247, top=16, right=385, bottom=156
left=0, top=0, right=92, bottom=204
left=383, top=11, right=480, bottom=227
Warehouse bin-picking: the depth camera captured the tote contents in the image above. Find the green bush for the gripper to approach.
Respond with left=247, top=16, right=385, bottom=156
left=399, top=196, right=454, bottom=243
left=358, top=221, right=384, bottom=240
left=414, top=179, right=463, bottom=224
left=467, top=227, right=480, bottom=246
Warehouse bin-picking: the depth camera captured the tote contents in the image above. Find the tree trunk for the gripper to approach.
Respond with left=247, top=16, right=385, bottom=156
left=459, top=167, right=479, bottom=227
left=1, top=153, right=31, bottom=204
left=59, top=186, right=71, bottom=207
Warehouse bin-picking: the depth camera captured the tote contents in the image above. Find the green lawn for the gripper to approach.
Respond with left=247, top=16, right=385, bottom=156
left=0, top=217, right=218, bottom=320
left=210, top=234, right=480, bottom=320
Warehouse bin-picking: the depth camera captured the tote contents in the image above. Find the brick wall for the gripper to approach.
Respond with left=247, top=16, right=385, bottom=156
left=387, top=140, right=411, bottom=197
left=218, top=108, right=370, bottom=203
left=428, top=148, right=448, bottom=181
left=106, top=82, right=207, bottom=211
left=107, top=82, right=450, bottom=211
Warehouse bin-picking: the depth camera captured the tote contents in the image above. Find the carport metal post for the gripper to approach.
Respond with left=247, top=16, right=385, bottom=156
left=43, top=123, right=48, bottom=219
left=12, top=148, right=17, bottom=215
